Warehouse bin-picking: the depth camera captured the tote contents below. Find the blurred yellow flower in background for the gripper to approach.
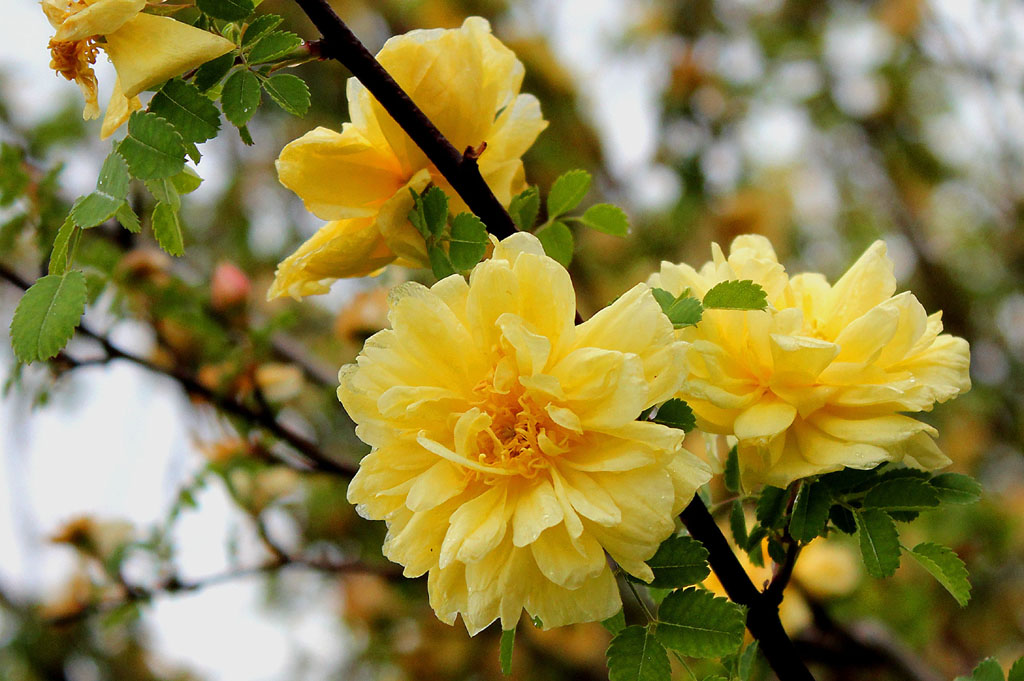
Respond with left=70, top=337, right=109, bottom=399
left=649, top=235, right=971, bottom=488
left=269, top=16, right=547, bottom=300
left=43, top=0, right=234, bottom=138
left=339, top=233, right=710, bottom=633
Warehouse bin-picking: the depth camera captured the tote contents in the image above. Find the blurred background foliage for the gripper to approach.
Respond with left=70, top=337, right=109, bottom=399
left=1, top=0, right=1022, bottom=679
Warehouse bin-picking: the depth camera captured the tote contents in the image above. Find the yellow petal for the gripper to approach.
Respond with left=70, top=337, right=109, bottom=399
left=530, top=523, right=605, bottom=589
left=99, top=76, right=140, bottom=139
left=734, top=397, right=797, bottom=441
left=54, top=0, right=145, bottom=41
left=512, top=479, right=564, bottom=547
left=823, top=241, right=896, bottom=338
left=103, top=13, right=235, bottom=98
left=267, top=218, right=397, bottom=300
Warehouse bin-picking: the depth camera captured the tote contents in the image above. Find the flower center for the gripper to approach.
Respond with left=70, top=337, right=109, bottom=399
left=48, top=37, right=100, bottom=85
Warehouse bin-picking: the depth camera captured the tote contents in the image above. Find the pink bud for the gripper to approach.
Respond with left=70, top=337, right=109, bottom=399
left=210, top=261, right=252, bottom=310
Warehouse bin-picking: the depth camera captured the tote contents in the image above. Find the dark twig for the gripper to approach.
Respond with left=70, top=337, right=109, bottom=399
left=290, top=0, right=517, bottom=237
left=680, top=496, right=816, bottom=681
left=0, top=263, right=358, bottom=478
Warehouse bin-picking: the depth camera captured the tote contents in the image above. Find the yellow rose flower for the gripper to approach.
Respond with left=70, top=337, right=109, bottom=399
left=43, top=0, right=234, bottom=138
left=269, top=17, right=548, bottom=300
left=649, top=235, right=971, bottom=488
left=340, top=233, right=710, bottom=633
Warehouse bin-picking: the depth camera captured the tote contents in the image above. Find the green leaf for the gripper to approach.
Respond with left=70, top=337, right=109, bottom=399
left=149, top=79, right=221, bottom=144
left=755, top=486, right=788, bottom=529
left=651, top=399, right=695, bottom=432
left=822, top=466, right=882, bottom=494
left=171, top=167, right=203, bottom=195
left=643, top=535, right=709, bottom=588
left=1008, top=658, right=1024, bottom=681
left=96, top=151, right=131, bottom=199
left=10, top=271, right=87, bottom=364
left=236, top=124, right=254, bottom=146
left=702, top=280, right=768, bottom=310
left=930, top=473, right=983, bottom=505
left=724, top=446, right=741, bottom=494
left=855, top=509, right=901, bottom=578
left=536, top=221, right=573, bottom=267
left=729, top=500, right=748, bottom=548
left=118, top=112, right=185, bottom=180
left=193, top=53, right=235, bottom=92
left=152, top=202, right=185, bottom=256
left=601, top=610, right=626, bottom=635
left=959, top=659, right=1005, bottom=681
left=71, top=193, right=123, bottom=229
left=789, top=482, right=832, bottom=543
left=428, top=244, right=456, bottom=279
left=145, top=178, right=181, bottom=210
left=48, top=216, right=79, bottom=275
left=261, top=73, right=310, bottom=116
left=737, top=641, right=759, bottom=681
left=908, top=542, right=971, bottom=607
left=744, top=526, right=768, bottom=567
left=509, top=186, right=539, bottom=230
left=115, top=203, right=141, bottom=233
left=829, top=505, right=857, bottom=534
left=499, top=628, right=515, bottom=676
left=241, top=14, right=283, bottom=46
left=650, top=288, right=703, bottom=328
left=655, top=587, right=746, bottom=658
left=607, top=625, right=671, bottom=681
left=247, top=30, right=302, bottom=63
left=547, top=169, right=591, bottom=218
left=448, top=213, right=488, bottom=270
left=196, top=0, right=253, bottom=21
left=421, top=187, right=449, bottom=238
left=576, top=203, right=629, bottom=236
left=221, top=70, right=261, bottom=127
left=863, top=479, right=940, bottom=511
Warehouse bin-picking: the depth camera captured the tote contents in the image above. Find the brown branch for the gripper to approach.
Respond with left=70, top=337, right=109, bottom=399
left=291, top=0, right=517, bottom=237
left=0, top=262, right=358, bottom=478
left=680, top=496, right=816, bottom=681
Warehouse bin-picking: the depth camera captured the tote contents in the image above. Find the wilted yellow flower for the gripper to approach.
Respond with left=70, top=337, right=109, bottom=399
left=43, top=0, right=234, bottom=137
left=270, top=17, right=547, bottom=300
left=340, top=233, right=710, bottom=633
left=649, top=235, right=971, bottom=488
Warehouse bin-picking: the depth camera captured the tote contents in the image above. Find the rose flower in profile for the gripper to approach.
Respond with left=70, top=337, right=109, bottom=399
left=269, top=17, right=547, bottom=300
left=340, top=233, right=710, bottom=633
left=649, top=235, right=970, bottom=488
left=43, top=0, right=234, bottom=138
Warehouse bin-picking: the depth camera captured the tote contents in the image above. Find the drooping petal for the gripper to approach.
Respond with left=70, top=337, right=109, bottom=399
left=54, top=0, right=145, bottom=42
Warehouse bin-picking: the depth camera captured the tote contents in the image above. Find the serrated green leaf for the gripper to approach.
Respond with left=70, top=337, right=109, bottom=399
left=547, top=169, right=592, bottom=218
left=863, top=478, right=940, bottom=511
left=196, top=0, right=253, bottom=21
left=449, top=213, right=488, bottom=270
left=536, top=221, right=573, bottom=267
left=145, top=178, right=181, bottom=210
left=236, top=123, right=254, bottom=146
left=248, top=30, right=302, bottom=63
left=118, top=112, right=185, bottom=180
left=261, top=73, right=310, bottom=116
left=152, top=202, right=184, bottom=256
left=650, top=288, right=703, bottom=328
left=48, top=216, right=78, bottom=275
left=730, top=500, right=748, bottom=547
left=115, top=203, right=140, bottom=233
left=643, top=535, right=709, bottom=588
left=855, top=509, right=901, bottom=578
left=428, top=244, right=456, bottom=279
left=930, top=473, right=983, bottom=505
left=420, top=187, right=449, bottom=238
left=1008, top=658, right=1024, bottom=681
left=607, top=625, right=671, bottom=681
left=576, top=203, right=629, bottom=236
left=908, top=542, right=971, bottom=607
left=96, top=151, right=130, bottom=199
left=702, top=280, right=768, bottom=310
left=408, top=189, right=428, bottom=238
left=221, top=70, right=261, bottom=127
left=509, top=186, right=539, bottom=230
left=193, top=53, right=235, bottom=92
left=10, top=271, right=87, bottom=363
left=651, top=399, right=695, bottom=432
left=499, top=628, right=515, bottom=676
left=171, top=167, right=203, bottom=195
left=960, top=659, right=1005, bottom=681
left=71, top=193, right=123, bottom=229
left=737, top=641, right=759, bottom=681
left=149, top=79, right=221, bottom=144
left=829, top=504, right=857, bottom=534
left=724, top=446, right=741, bottom=494
left=601, top=610, right=626, bottom=635
left=655, top=587, right=746, bottom=658
left=789, top=482, right=832, bottom=543
left=241, top=14, right=283, bottom=47
left=755, top=486, right=788, bottom=529
left=822, top=466, right=882, bottom=494
left=744, top=526, right=767, bottom=567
